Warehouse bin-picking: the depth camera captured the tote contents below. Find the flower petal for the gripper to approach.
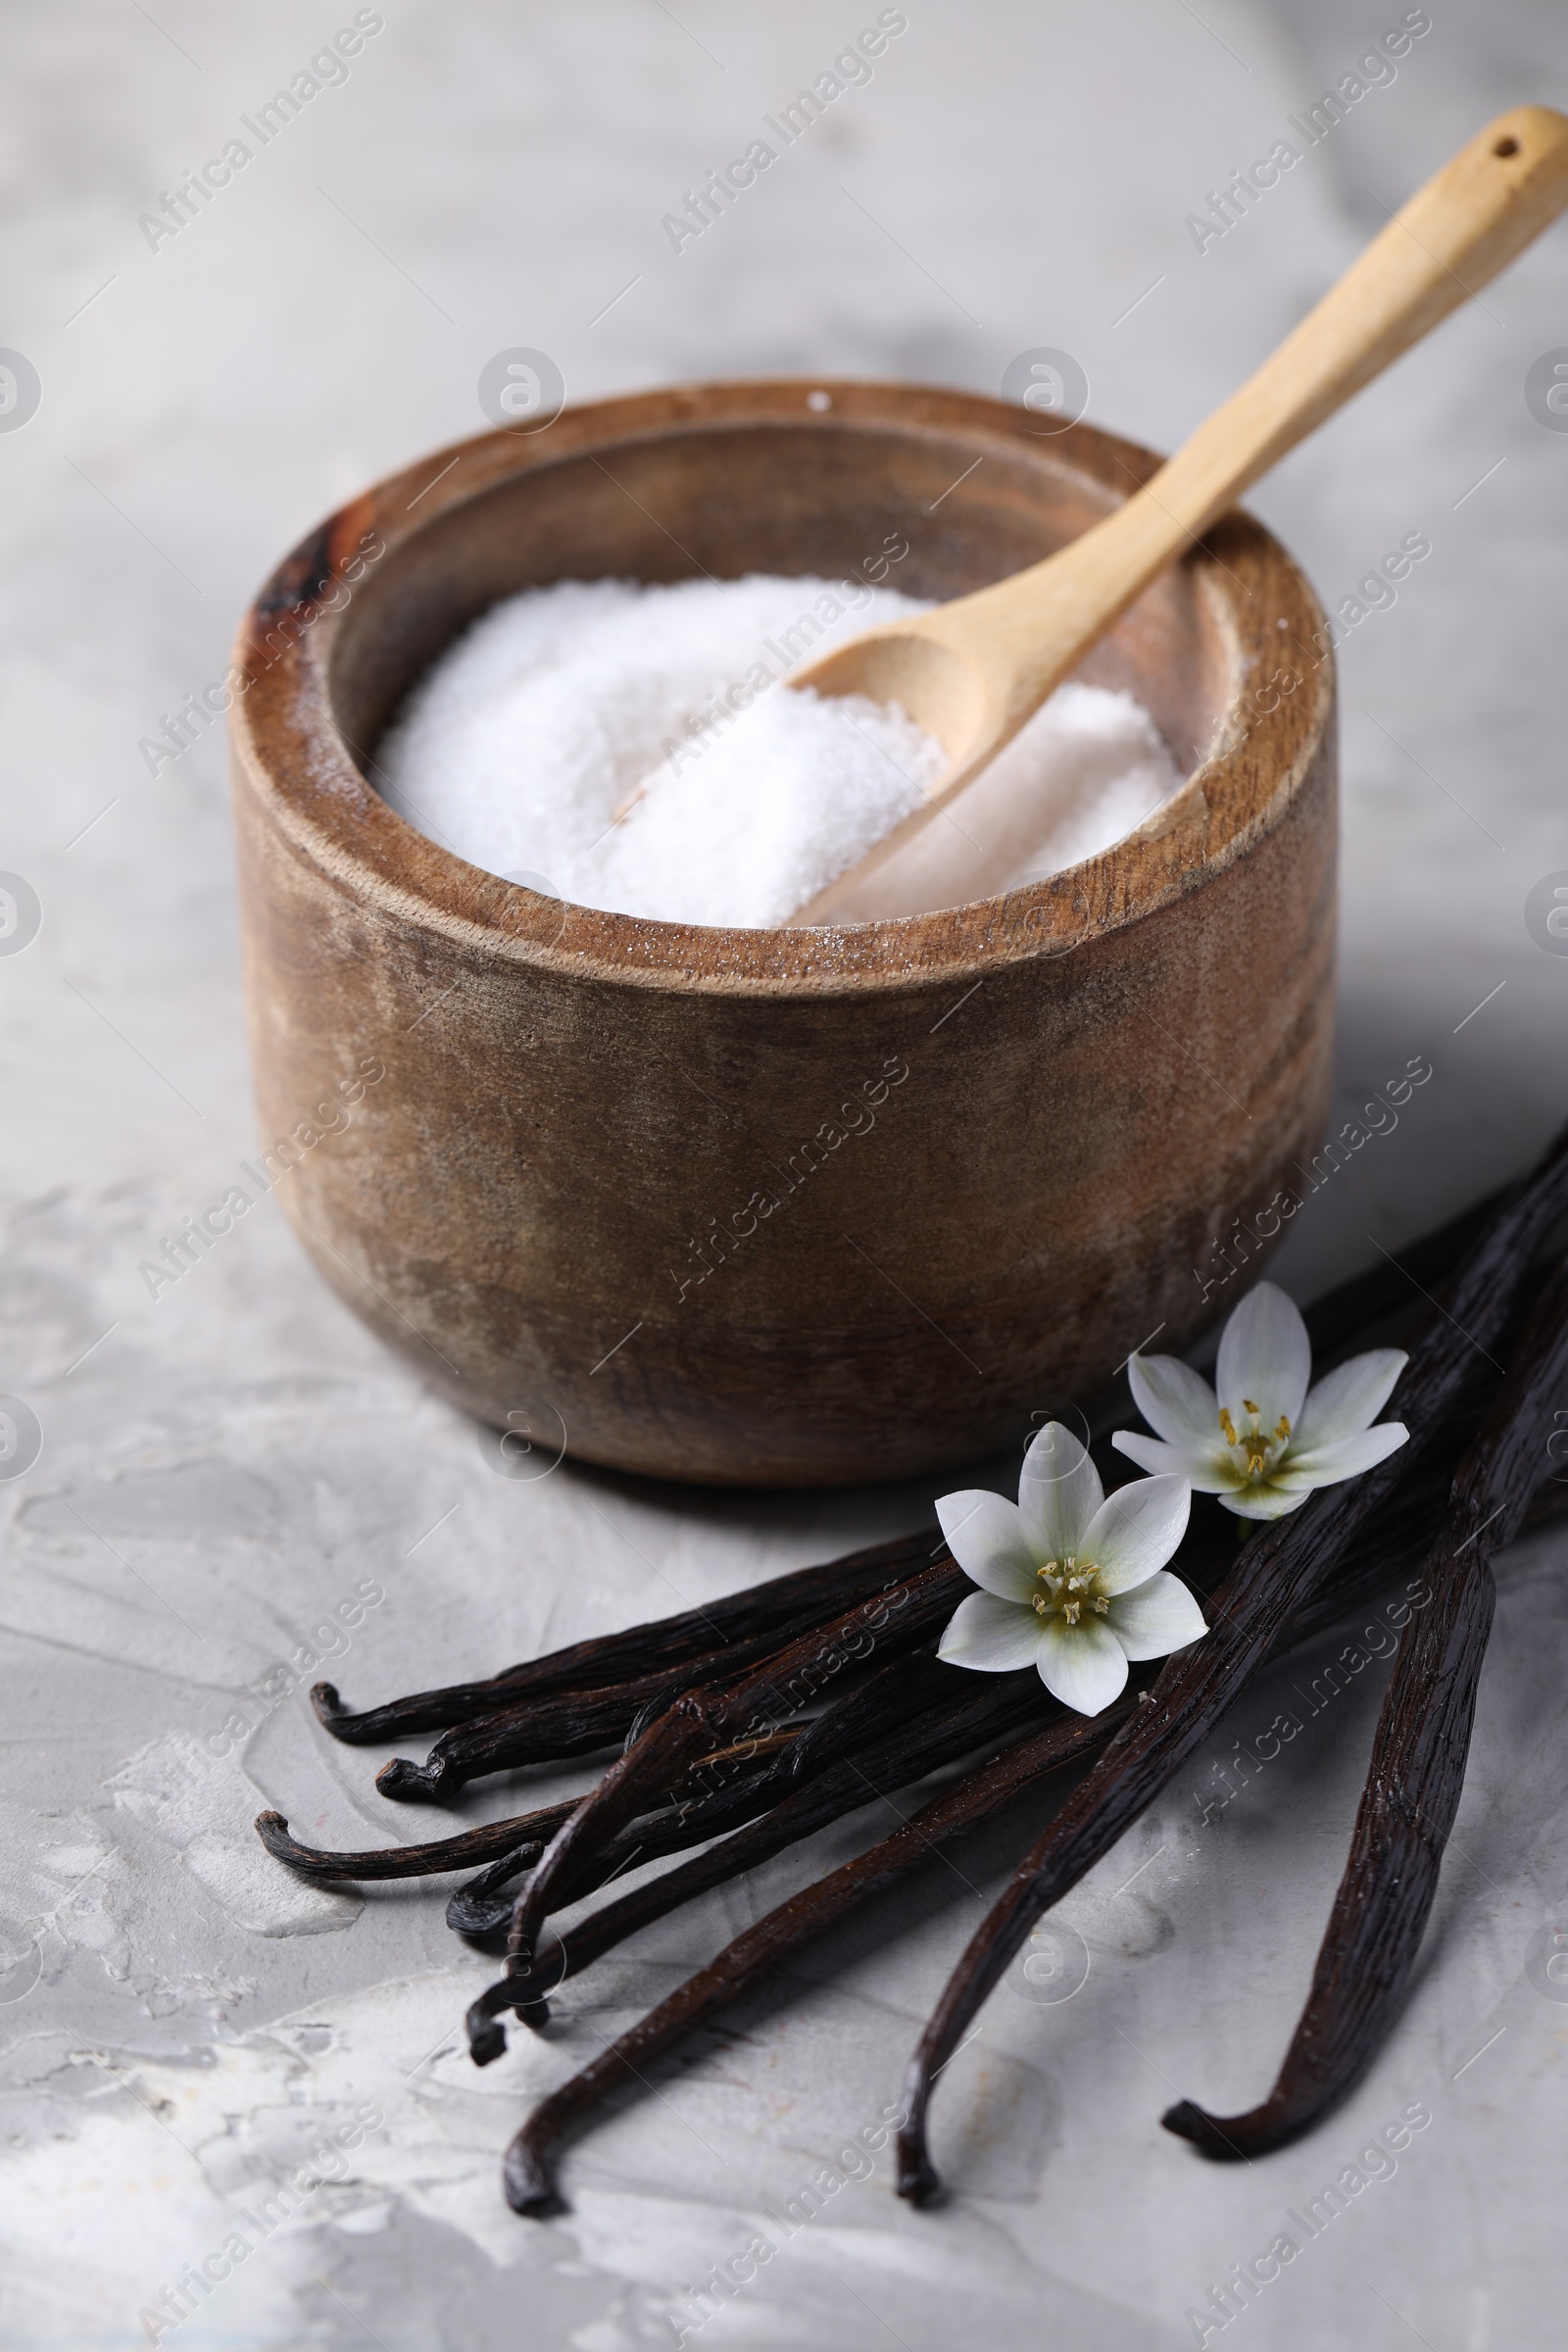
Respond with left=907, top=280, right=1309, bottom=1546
left=1036, top=1616, right=1129, bottom=1716
left=1216, top=1280, right=1311, bottom=1431
left=1127, top=1350, right=1223, bottom=1450
left=1217, top=1485, right=1311, bottom=1520
left=935, top=1491, right=1039, bottom=1601
left=1080, top=1474, right=1192, bottom=1594
left=1292, top=1349, right=1408, bottom=1451
left=937, top=1591, right=1046, bottom=1673
left=1104, top=1571, right=1208, bottom=1660
left=1018, top=1421, right=1102, bottom=1564
left=1112, top=1430, right=1244, bottom=1493
left=1284, top=1421, right=1409, bottom=1485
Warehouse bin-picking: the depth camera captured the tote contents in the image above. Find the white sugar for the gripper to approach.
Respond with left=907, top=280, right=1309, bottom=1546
left=375, top=574, right=1184, bottom=926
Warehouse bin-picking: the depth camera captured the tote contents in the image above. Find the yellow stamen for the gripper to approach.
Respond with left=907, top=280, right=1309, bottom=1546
left=1220, top=1398, right=1292, bottom=1485
left=1030, top=1551, right=1109, bottom=1630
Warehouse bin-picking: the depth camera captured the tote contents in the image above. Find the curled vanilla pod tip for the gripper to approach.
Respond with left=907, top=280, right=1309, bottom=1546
left=1163, top=1250, right=1568, bottom=2158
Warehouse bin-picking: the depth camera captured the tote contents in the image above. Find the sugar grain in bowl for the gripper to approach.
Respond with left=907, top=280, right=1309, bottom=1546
left=373, top=574, right=1186, bottom=929
left=230, top=380, right=1335, bottom=1485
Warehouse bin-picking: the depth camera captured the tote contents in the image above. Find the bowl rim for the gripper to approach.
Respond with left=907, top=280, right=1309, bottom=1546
left=229, top=375, right=1333, bottom=1001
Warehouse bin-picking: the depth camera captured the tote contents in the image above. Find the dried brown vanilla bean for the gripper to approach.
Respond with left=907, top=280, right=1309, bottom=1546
left=455, top=1652, right=1053, bottom=1951
left=372, top=1544, right=953, bottom=1801
left=268, top=1229, right=1503, bottom=1885
left=379, top=1569, right=962, bottom=1807
left=451, top=1494, right=1258, bottom=1949
left=259, top=1345, right=1559, bottom=1906
left=466, top=1557, right=966, bottom=2061
left=461, top=1436, right=1500, bottom=1962
left=487, top=1663, right=1064, bottom=1994
left=445, top=1650, right=959, bottom=1936
left=256, top=1727, right=805, bottom=1887
left=313, top=1529, right=936, bottom=1743
left=445, top=1658, right=959, bottom=1942
left=1163, top=1253, right=1568, bottom=2157
left=254, top=1801, right=579, bottom=1884
left=314, top=1199, right=1501, bottom=1760
left=248, top=1165, right=1566, bottom=2226
left=373, top=1619, right=810, bottom=1803
left=267, top=1406, right=1461, bottom=1898
left=503, top=1701, right=1125, bottom=2214
left=892, top=1115, right=1568, bottom=2204
left=499, top=1441, right=1568, bottom=2212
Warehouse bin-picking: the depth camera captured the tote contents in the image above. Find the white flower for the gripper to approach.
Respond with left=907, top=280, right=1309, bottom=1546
left=1112, top=1279, right=1409, bottom=1521
left=935, top=1422, right=1206, bottom=1717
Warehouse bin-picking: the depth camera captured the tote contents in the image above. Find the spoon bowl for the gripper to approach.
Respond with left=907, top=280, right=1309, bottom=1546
left=791, top=623, right=986, bottom=753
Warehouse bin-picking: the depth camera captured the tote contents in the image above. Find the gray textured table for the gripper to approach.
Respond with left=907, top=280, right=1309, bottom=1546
left=4, top=4, right=1567, bottom=2346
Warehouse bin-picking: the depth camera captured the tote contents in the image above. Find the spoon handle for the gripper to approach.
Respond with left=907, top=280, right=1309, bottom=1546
left=797, top=105, right=1568, bottom=925
left=1150, top=106, right=1568, bottom=529
left=947, top=108, right=1568, bottom=744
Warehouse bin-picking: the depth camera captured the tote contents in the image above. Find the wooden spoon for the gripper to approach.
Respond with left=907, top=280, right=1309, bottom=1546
left=791, top=105, right=1568, bottom=925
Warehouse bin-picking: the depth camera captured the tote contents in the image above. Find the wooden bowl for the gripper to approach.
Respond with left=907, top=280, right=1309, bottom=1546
left=230, top=379, right=1335, bottom=1487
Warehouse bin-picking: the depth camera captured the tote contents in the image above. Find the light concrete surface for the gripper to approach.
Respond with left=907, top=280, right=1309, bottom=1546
left=2, top=4, right=1567, bottom=2346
